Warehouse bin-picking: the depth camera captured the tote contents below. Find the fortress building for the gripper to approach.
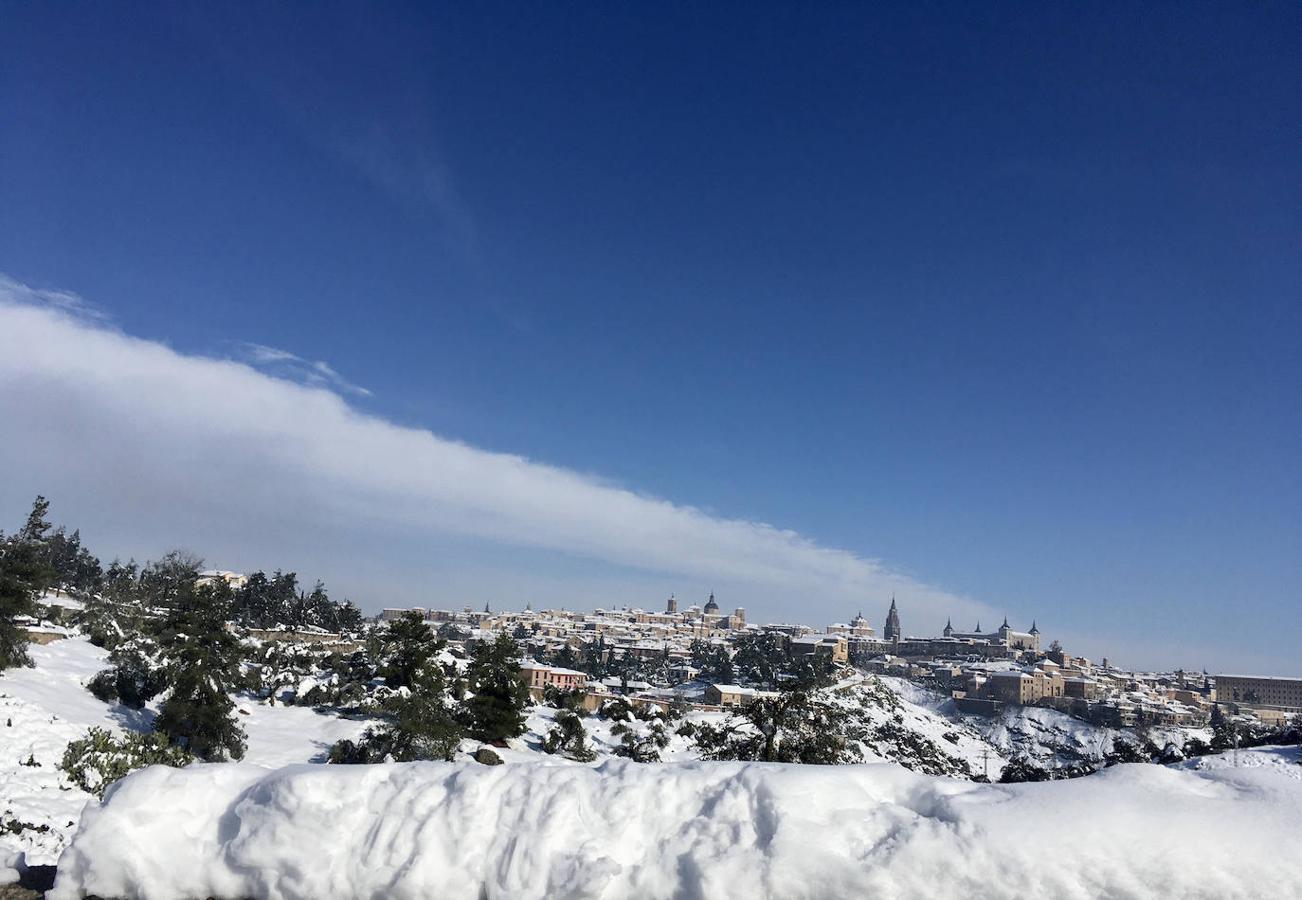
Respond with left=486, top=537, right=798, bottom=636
left=943, top=616, right=1040, bottom=652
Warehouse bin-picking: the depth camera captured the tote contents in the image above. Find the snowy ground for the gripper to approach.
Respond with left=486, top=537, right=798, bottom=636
left=1177, top=743, right=1302, bottom=780
left=7, top=631, right=1286, bottom=895
left=51, top=756, right=1302, bottom=900
left=0, top=636, right=371, bottom=876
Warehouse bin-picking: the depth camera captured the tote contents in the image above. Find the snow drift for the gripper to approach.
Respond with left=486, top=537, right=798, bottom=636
left=52, top=758, right=1302, bottom=900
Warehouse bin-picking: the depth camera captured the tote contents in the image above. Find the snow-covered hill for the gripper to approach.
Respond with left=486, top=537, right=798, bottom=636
left=0, top=630, right=1240, bottom=887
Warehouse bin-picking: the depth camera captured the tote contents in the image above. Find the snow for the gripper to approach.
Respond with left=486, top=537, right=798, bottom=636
left=0, top=636, right=373, bottom=875
left=1, top=638, right=153, bottom=734
left=1, top=639, right=152, bottom=870
left=0, top=691, right=98, bottom=871
left=1177, top=744, right=1302, bottom=780
left=974, top=703, right=1117, bottom=767
left=231, top=697, right=371, bottom=768
left=52, top=757, right=1302, bottom=900
left=11, top=632, right=1302, bottom=897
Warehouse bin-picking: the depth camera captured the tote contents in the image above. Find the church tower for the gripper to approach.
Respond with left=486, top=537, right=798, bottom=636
left=943, top=617, right=953, bottom=638
left=884, top=596, right=901, bottom=642
left=704, top=592, right=719, bottom=614
left=666, top=594, right=678, bottom=614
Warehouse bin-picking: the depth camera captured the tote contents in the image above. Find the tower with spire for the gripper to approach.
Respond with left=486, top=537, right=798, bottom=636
left=703, top=592, right=719, bottom=614
left=666, top=594, right=678, bottom=615
left=884, top=596, right=901, bottom=643
left=943, top=617, right=953, bottom=638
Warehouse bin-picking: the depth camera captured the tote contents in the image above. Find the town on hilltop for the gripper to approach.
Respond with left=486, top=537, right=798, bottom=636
left=257, top=581, right=1297, bottom=731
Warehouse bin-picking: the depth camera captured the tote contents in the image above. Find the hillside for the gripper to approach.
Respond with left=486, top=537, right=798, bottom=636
left=0, top=628, right=1037, bottom=877
left=0, top=625, right=1237, bottom=888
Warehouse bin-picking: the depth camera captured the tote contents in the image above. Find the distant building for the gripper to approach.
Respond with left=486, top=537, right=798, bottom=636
left=944, top=617, right=1040, bottom=653
left=884, top=597, right=901, bottom=643
left=1216, top=675, right=1302, bottom=714
left=380, top=607, right=426, bottom=622
left=197, top=570, right=249, bottom=591
left=519, top=661, right=588, bottom=696
left=703, top=684, right=778, bottom=708
left=791, top=633, right=849, bottom=664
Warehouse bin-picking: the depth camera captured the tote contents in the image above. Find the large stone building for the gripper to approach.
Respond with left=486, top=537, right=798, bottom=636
left=943, top=617, right=1040, bottom=653
left=1216, top=675, right=1302, bottom=714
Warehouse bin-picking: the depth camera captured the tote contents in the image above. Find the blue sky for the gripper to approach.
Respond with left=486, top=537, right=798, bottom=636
left=1, top=4, right=1299, bottom=672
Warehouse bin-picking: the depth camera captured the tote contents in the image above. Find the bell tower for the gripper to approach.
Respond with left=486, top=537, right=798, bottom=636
left=884, top=596, right=901, bottom=642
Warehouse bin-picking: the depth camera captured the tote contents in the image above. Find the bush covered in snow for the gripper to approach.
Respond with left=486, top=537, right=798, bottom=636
left=540, top=709, right=596, bottom=761
left=59, top=727, right=191, bottom=798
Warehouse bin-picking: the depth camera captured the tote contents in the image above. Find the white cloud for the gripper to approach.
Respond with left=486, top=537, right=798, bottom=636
left=234, top=341, right=372, bottom=397
left=0, top=276, right=992, bottom=630
left=0, top=274, right=109, bottom=324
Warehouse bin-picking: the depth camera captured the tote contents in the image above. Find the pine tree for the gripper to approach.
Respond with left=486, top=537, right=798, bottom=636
left=0, top=496, right=58, bottom=670
left=384, top=664, right=464, bottom=761
left=329, top=650, right=463, bottom=763
left=379, top=610, right=441, bottom=690
left=45, top=527, right=102, bottom=595
left=464, top=633, right=530, bottom=743
left=334, top=598, right=363, bottom=634
left=79, top=559, right=143, bottom=649
left=694, top=691, right=860, bottom=764
left=137, top=551, right=203, bottom=615
left=154, top=580, right=246, bottom=760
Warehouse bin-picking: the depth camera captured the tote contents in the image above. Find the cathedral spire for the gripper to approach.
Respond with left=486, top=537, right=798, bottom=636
left=884, top=596, right=901, bottom=642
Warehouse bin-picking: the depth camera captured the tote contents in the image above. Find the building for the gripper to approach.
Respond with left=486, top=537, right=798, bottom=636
left=829, top=612, right=875, bottom=639
left=980, top=667, right=1064, bottom=705
left=380, top=607, right=426, bottom=621
left=883, top=597, right=901, bottom=643
left=791, top=633, right=849, bottom=664
left=943, top=617, right=1040, bottom=653
left=1216, top=675, right=1302, bottom=714
left=703, top=684, right=778, bottom=708
left=519, top=661, right=588, bottom=696
left=197, top=570, right=249, bottom=591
